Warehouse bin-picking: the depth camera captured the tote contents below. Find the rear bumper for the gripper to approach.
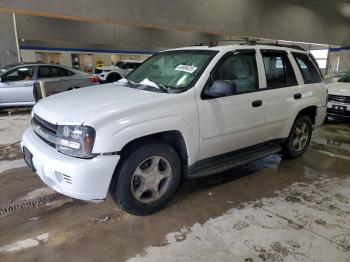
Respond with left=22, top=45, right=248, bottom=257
left=21, top=127, right=119, bottom=201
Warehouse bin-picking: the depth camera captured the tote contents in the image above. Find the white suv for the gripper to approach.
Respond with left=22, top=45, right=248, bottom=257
left=326, top=72, right=350, bottom=119
left=21, top=43, right=327, bottom=215
left=94, top=60, right=142, bottom=83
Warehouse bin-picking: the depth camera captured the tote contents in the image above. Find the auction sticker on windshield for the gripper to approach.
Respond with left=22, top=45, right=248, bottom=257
left=175, top=65, right=197, bottom=74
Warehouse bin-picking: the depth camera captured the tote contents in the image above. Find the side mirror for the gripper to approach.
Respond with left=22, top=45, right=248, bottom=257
left=0, top=77, right=2, bottom=82
left=203, top=80, right=236, bottom=99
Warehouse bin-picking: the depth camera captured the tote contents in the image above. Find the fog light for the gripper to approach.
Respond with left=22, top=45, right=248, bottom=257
left=54, top=171, right=64, bottom=183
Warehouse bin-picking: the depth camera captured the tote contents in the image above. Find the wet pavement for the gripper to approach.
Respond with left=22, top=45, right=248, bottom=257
left=0, top=112, right=349, bottom=261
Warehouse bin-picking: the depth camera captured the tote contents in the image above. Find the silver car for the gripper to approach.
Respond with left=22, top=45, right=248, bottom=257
left=0, top=63, right=95, bottom=108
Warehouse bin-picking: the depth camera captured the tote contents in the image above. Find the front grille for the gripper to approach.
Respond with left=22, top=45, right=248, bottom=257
left=328, top=94, right=350, bottom=104
left=32, top=114, right=58, bottom=135
left=327, top=108, right=350, bottom=116
left=94, top=69, right=102, bottom=74
left=32, top=114, right=58, bottom=148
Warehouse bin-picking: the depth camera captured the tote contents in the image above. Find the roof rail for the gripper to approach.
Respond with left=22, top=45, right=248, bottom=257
left=194, top=38, right=307, bottom=52
left=241, top=40, right=307, bottom=51
left=194, top=38, right=248, bottom=47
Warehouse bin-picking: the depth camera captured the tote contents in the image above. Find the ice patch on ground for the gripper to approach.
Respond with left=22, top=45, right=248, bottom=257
left=0, top=114, right=31, bottom=145
left=0, top=159, right=26, bottom=174
left=128, top=177, right=350, bottom=262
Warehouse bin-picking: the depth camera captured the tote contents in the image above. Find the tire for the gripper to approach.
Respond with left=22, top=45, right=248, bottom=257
left=283, top=115, right=312, bottom=159
left=106, top=73, right=121, bottom=83
left=110, top=142, right=181, bottom=216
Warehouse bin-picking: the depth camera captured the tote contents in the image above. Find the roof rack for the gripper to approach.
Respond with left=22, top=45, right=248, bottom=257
left=194, top=38, right=307, bottom=52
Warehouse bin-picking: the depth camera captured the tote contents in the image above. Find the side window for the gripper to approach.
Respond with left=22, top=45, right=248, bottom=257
left=261, top=50, right=297, bottom=88
left=292, top=52, right=322, bottom=84
left=59, top=67, right=75, bottom=77
left=133, top=63, right=141, bottom=69
left=50, top=67, right=61, bottom=78
left=212, top=51, right=259, bottom=94
left=38, top=66, right=60, bottom=79
left=2, top=66, right=35, bottom=82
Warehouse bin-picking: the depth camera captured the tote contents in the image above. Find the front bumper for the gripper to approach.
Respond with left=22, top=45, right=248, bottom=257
left=327, top=101, right=350, bottom=118
left=21, top=127, right=119, bottom=201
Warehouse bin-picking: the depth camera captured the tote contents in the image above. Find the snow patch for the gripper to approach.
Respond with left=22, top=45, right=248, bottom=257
left=0, top=233, right=49, bottom=253
left=35, top=233, right=49, bottom=242
left=0, top=159, right=26, bottom=174
left=0, top=114, right=31, bottom=145
left=19, top=188, right=56, bottom=201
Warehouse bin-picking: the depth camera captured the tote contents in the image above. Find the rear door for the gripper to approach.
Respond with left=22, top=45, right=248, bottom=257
left=259, top=49, right=301, bottom=139
left=196, top=49, right=267, bottom=159
left=37, top=65, right=70, bottom=95
left=0, top=65, right=36, bottom=105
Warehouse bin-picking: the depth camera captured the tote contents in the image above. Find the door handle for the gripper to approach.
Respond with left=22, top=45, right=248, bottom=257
left=294, top=93, right=302, bottom=99
left=252, top=100, right=263, bottom=107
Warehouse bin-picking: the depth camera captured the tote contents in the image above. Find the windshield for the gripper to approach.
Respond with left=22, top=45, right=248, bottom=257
left=338, top=73, right=350, bottom=83
left=126, top=50, right=218, bottom=92
left=0, top=64, right=17, bottom=75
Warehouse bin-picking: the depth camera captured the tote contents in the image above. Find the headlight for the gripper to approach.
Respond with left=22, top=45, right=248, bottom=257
left=56, top=125, right=96, bottom=158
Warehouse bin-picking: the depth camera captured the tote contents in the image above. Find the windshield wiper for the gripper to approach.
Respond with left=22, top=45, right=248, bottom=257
left=157, top=83, right=170, bottom=93
left=141, top=78, right=169, bottom=93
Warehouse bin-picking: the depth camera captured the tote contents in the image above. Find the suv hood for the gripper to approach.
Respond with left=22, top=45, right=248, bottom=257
left=327, top=82, right=350, bottom=96
left=34, top=82, right=167, bottom=125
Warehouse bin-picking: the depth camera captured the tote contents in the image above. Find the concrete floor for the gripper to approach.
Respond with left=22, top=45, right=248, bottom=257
left=0, top=110, right=349, bottom=262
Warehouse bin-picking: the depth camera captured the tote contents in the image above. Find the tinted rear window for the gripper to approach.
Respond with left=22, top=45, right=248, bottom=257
left=292, top=52, right=322, bottom=84
left=261, top=50, right=297, bottom=88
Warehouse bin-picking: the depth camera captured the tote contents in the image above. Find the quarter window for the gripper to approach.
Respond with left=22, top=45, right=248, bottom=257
left=261, top=50, right=297, bottom=88
left=212, top=51, right=259, bottom=94
left=292, top=52, right=322, bottom=84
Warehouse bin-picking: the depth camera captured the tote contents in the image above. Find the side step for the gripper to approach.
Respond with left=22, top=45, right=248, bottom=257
left=188, top=143, right=282, bottom=178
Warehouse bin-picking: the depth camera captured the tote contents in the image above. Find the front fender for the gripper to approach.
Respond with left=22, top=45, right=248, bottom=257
left=93, top=116, right=199, bottom=165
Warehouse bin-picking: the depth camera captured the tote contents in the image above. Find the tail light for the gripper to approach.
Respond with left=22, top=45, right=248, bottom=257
left=90, top=76, right=100, bottom=84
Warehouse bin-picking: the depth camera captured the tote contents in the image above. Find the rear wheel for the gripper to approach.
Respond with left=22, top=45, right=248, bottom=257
left=106, top=73, right=121, bottom=83
left=283, top=115, right=312, bottom=158
left=110, top=142, right=181, bottom=216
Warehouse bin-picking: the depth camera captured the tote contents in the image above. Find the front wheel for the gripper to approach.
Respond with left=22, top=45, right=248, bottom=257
left=110, top=142, right=181, bottom=216
left=283, top=115, right=312, bottom=158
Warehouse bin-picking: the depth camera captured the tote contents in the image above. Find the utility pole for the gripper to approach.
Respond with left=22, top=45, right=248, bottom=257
left=12, top=13, right=22, bottom=63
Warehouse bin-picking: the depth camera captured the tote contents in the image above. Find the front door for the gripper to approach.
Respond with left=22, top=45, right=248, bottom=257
left=0, top=66, right=36, bottom=105
left=196, top=49, right=267, bottom=160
